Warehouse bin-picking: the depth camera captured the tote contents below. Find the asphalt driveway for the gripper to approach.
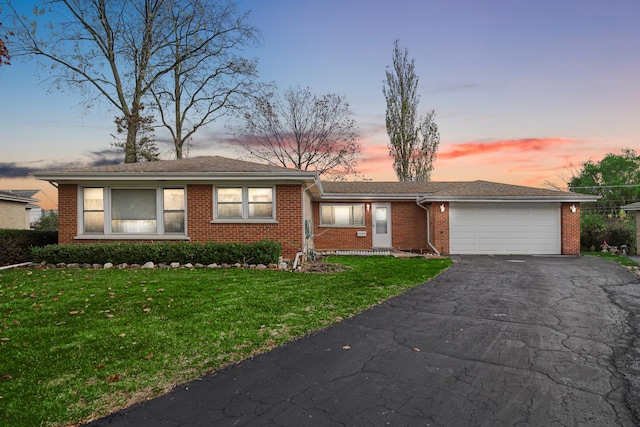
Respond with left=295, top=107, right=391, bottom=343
left=90, top=255, right=640, bottom=426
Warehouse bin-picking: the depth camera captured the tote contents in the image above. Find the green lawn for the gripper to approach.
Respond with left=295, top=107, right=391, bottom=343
left=0, top=255, right=451, bottom=426
left=582, top=251, right=639, bottom=267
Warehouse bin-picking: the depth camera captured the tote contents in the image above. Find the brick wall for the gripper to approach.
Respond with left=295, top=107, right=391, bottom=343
left=187, top=184, right=304, bottom=260
left=312, top=201, right=429, bottom=252
left=56, top=183, right=305, bottom=260
left=391, top=202, right=428, bottom=251
left=57, top=184, right=78, bottom=244
left=430, top=202, right=450, bottom=254
left=561, top=202, right=581, bottom=255
left=312, top=202, right=371, bottom=250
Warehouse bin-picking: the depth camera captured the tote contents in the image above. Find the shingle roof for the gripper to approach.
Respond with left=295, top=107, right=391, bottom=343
left=0, top=190, right=38, bottom=204
left=47, top=156, right=303, bottom=174
left=34, top=156, right=599, bottom=201
left=319, top=179, right=594, bottom=200
left=319, top=181, right=466, bottom=195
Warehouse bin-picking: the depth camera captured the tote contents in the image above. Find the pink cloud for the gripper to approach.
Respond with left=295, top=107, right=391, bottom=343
left=438, top=138, right=576, bottom=160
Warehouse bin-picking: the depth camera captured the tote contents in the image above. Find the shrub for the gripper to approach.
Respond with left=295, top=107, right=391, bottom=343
left=604, top=218, right=636, bottom=250
left=30, top=240, right=282, bottom=266
left=580, top=213, right=606, bottom=251
left=0, top=229, right=58, bottom=265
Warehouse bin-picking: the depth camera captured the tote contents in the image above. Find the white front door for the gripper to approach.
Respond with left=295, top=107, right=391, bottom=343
left=372, top=203, right=392, bottom=248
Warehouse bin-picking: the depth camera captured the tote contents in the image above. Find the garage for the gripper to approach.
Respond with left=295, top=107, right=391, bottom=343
left=449, top=202, right=561, bottom=255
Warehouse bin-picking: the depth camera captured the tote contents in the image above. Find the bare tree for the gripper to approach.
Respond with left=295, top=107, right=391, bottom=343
left=0, top=7, right=11, bottom=66
left=111, top=112, right=160, bottom=162
left=149, top=0, right=261, bottom=159
left=383, top=39, right=440, bottom=181
left=234, top=86, right=361, bottom=180
left=6, top=0, right=260, bottom=162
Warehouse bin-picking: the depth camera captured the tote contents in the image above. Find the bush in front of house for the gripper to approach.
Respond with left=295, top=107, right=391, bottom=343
left=0, top=229, right=58, bottom=265
left=30, top=240, right=282, bottom=266
left=580, top=212, right=636, bottom=253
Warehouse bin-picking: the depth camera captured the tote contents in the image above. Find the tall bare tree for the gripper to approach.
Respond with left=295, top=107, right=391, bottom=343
left=383, top=39, right=440, bottom=181
left=234, top=86, right=361, bottom=180
left=6, top=0, right=260, bottom=162
left=149, top=0, right=260, bottom=159
left=111, top=112, right=160, bottom=162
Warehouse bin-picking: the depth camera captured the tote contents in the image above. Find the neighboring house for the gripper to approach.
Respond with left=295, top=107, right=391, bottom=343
left=621, top=202, right=640, bottom=254
left=34, top=156, right=599, bottom=259
left=0, top=190, right=39, bottom=230
left=6, top=190, right=43, bottom=224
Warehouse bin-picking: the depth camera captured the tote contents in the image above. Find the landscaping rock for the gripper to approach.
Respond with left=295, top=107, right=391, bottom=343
left=104, top=262, right=114, bottom=269
left=207, top=263, right=218, bottom=268
left=92, top=264, right=103, bottom=269
left=170, top=262, right=181, bottom=268
left=141, top=262, right=155, bottom=269
left=195, top=263, right=204, bottom=268
left=256, top=264, right=267, bottom=270
left=184, top=263, right=193, bottom=269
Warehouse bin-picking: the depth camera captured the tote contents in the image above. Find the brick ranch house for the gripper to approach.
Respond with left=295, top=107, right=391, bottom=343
left=35, top=156, right=598, bottom=259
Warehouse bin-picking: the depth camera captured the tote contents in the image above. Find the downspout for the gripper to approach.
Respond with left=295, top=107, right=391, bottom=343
left=302, top=181, right=318, bottom=254
left=416, top=197, right=440, bottom=256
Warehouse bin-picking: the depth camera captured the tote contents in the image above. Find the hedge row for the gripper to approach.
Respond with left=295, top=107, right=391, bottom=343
left=0, top=229, right=58, bottom=266
left=30, top=240, right=282, bottom=266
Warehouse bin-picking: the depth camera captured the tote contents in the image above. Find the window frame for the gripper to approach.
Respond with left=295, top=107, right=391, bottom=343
left=213, top=186, right=276, bottom=222
left=77, top=186, right=187, bottom=238
left=319, top=203, right=365, bottom=228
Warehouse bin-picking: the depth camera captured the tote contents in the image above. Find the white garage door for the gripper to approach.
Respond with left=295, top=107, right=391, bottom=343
left=449, top=202, right=561, bottom=255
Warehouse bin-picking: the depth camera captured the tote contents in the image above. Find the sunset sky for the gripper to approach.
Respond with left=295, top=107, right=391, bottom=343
left=1, top=0, right=639, bottom=210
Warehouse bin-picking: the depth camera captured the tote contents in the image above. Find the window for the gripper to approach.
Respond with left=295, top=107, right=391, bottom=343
left=163, top=189, right=185, bottom=233
left=215, top=187, right=275, bottom=220
left=79, top=187, right=185, bottom=236
left=83, top=188, right=104, bottom=233
left=111, top=189, right=157, bottom=233
left=320, top=204, right=365, bottom=227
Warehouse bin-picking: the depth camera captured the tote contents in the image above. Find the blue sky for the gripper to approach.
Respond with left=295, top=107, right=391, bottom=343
left=1, top=0, right=639, bottom=209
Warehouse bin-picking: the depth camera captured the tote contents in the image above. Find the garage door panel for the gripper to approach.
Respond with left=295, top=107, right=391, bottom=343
left=450, top=202, right=560, bottom=255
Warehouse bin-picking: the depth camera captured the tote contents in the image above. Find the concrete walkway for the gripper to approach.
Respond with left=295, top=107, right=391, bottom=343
left=89, top=255, right=640, bottom=426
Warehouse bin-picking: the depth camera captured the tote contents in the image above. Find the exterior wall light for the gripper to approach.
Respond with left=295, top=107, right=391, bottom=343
left=440, top=204, right=446, bottom=213
left=570, top=204, right=577, bottom=213
left=366, top=203, right=370, bottom=212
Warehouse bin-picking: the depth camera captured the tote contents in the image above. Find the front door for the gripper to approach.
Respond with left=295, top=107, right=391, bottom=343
left=372, top=203, right=392, bottom=248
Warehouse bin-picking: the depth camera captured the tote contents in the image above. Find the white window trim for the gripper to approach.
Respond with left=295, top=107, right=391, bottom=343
left=212, top=186, right=277, bottom=223
left=76, top=186, right=188, bottom=239
left=319, top=203, right=366, bottom=228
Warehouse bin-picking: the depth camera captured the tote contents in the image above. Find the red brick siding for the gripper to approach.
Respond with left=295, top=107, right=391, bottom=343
left=312, top=201, right=428, bottom=252
left=186, top=184, right=304, bottom=260
left=430, top=202, right=450, bottom=254
left=57, top=184, right=78, bottom=244
left=312, top=202, right=371, bottom=250
left=56, top=183, right=305, bottom=260
left=391, top=202, right=428, bottom=251
left=561, top=202, right=581, bottom=255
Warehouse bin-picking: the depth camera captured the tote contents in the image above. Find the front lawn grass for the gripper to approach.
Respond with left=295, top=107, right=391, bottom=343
left=0, top=255, right=451, bottom=426
left=582, top=251, right=639, bottom=267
